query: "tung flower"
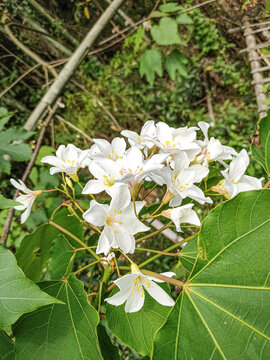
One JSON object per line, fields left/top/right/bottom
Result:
{"left": 105, "top": 263, "right": 175, "bottom": 313}
{"left": 89, "top": 137, "right": 126, "bottom": 161}
{"left": 221, "top": 149, "right": 262, "bottom": 198}
{"left": 41, "top": 144, "right": 90, "bottom": 181}
{"left": 121, "top": 120, "right": 157, "bottom": 150}
{"left": 83, "top": 185, "right": 150, "bottom": 255}
{"left": 195, "top": 122, "right": 237, "bottom": 166}
{"left": 10, "top": 179, "right": 42, "bottom": 223}
{"left": 162, "top": 204, "right": 200, "bottom": 232}
{"left": 154, "top": 122, "right": 200, "bottom": 157}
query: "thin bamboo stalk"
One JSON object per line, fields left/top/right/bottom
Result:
{"left": 24, "top": 0, "right": 125, "bottom": 131}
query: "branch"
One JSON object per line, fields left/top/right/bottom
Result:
{"left": 0, "top": 63, "right": 41, "bottom": 99}
{"left": 3, "top": 24, "right": 58, "bottom": 78}
{"left": 56, "top": 115, "right": 93, "bottom": 142}
{"left": 23, "top": 0, "right": 125, "bottom": 131}
{"left": 1, "top": 100, "right": 60, "bottom": 245}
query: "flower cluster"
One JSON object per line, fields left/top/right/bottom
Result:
{"left": 10, "top": 121, "right": 262, "bottom": 312}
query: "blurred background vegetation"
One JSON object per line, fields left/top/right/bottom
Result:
{"left": 1, "top": 1, "right": 270, "bottom": 357}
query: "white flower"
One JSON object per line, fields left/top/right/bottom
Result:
{"left": 162, "top": 204, "right": 200, "bottom": 232}
{"left": 83, "top": 185, "right": 150, "bottom": 255}
{"left": 41, "top": 144, "right": 90, "bottom": 181}
{"left": 121, "top": 120, "right": 157, "bottom": 150}
{"left": 196, "top": 122, "right": 237, "bottom": 165}
{"left": 10, "top": 179, "right": 42, "bottom": 223}
{"left": 105, "top": 263, "right": 175, "bottom": 313}
{"left": 158, "top": 152, "right": 212, "bottom": 206}
{"left": 116, "top": 147, "right": 167, "bottom": 190}
{"left": 154, "top": 122, "right": 200, "bottom": 157}
{"left": 83, "top": 159, "right": 123, "bottom": 196}
{"left": 89, "top": 137, "right": 126, "bottom": 161}
{"left": 221, "top": 149, "right": 262, "bottom": 198}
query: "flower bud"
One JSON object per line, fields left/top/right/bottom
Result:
{"left": 131, "top": 263, "right": 140, "bottom": 274}
{"left": 65, "top": 177, "right": 73, "bottom": 189}
{"left": 162, "top": 190, "right": 174, "bottom": 204}
{"left": 70, "top": 173, "right": 79, "bottom": 182}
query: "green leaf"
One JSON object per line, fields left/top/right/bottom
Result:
{"left": 0, "top": 194, "right": 21, "bottom": 209}
{"left": 150, "top": 11, "right": 168, "bottom": 18}
{"left": 13, "top": 275, "right": 102, "bottom": 360}
{"left": 0, "top": 245, "right": 60, "bottom": 330}
{"left": 35, "top": 145, "right": 55, "bottom": 166}
{"left": 49, "top": 235, "right": 75, "bottom": 280}
{"left": 106, "top": 284, "right": 172, "bottom": 356}
{"left": 0, "top": 332, "right": 15, "bottom": 360}
{"left": 179, "top": 236, "right": 197, "bottom": 271}
{"left": 151, "top": 18, "right": 181, "bottom": 45}
{"left": 252, "top": 111, "right": 270, "bottom": 175}
{"left": 164, "top": 50, "right": 187, "bottom": 80}
{"left": 176, "top": 13, "right": 193, "bottom": 24}
{"left": 153, "top": 190, "right": 270, "bottom": 359}
{"left": 0, "top": 127, "right": 34, "bottom": 162}
{"left": 0, "top": 158, "right": 11, "bottom": 175}
{"left": 16, "top": 208, "right": 83, "bottom": 281}
{"left": 0, "top": 107, "right": 12, "bottom": 132}
{"left": 158, "top": 3, "right": 182, "bottom": 13}
{"left": 139, "top": 48, "right": 163, "bottom": 87}
{"left": 97, "top": 325, "right": 120, "bottom": 360}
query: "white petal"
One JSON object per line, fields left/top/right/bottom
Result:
{"left": 88, "top": 161, "right": 106, "bottom": 179}
{"left": 10, "top": 179, "right": 28, "bottom": 193}
{"left": 144, "top": 280, "right": 174, "bottom": 307}
{"left": 93, "top": 138, "right": 110, "bottom": 154}
{"left": 96, "top": 230, "right": 111, "bottom": 255}
{"left": 55, "top": 144, "right": 65, "bottom": 158}
{"left": 113, "top": 231, "right": 135, "bottom": 254}
{"left": 124, "top": 286, "right": 145, "bottom": 313}
{"left": 50, "top": 167, "right": 63, "bottom": 175}
{"left": 41, "top": 155, "right": 64, "bottom": 167}
{"left": 141, "top": 120, "right": 156, "bottom": 137}
{"left": 83, "top": 201, "right": 108, "bottom": 226}
{"left": 109, "top": 185, "right": 130, "bottom": 211}
{"left": 82, "top": 179, "right": 106, "bottom": 195}
{"left": 189, "top": 164, "right": 209, "bottom": 183}
{"left": 111, "top": 137, "right": 126, "bottom": 156}
{"left": 105, "top": 286, "right": 132, "bottom": 306}
{"left": 229, "top": 149, "right": 249, "bottom": 182}
{"left": 198, "top": 121, "right": 210, "bottom": 141}
{"left": 20, "top": 197, "right": 35, "bottom": 223}
{"left": 114, "top": 273, "right": 139, "bottom": 290}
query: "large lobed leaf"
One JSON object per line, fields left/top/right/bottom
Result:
{"left": 49, "top": 235, "right": 75, "bottom": 280}
{"left": 152, "top": 190, "right": 270, "bottom": 359}
{"left": 252, "top": 111, "right": 270, "bottom": 175}
{"left": 0, "top": 245, "right": 60, "bottom": 330}
{"left": 139, "top": 48, "right": 163, "bottom": 87}
{"left": 151, "top": 18, "right": 181, "bottom": 45}
{"left": 106, "top": 284, "right": 172, "bottom": 356}
{"left": 0, "top": 195, "right": 21, "bottom": 209}
{"left": 16, "top": 208, "right": 83, "bottom": 281}
{"left": 13, "top": 275, "right": 102, "bottom": 360}
{"left": 0, "top": 332, "right": 15, "bottom": 360}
